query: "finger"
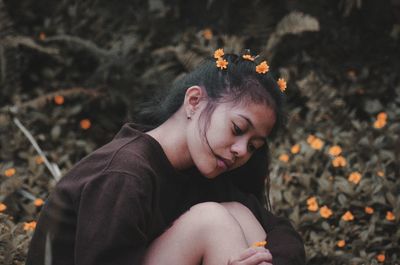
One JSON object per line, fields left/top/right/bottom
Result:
{"left": 236, "top": 247, "right": 258, "bottom": 261}
{"left": 244, "top": 251, "right": 273, "bottom": 264}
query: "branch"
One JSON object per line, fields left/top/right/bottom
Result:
{"left": 2, "top": 35, "right": 59, "bottom": 55}
{"left": 13, "top": 117, "right": 61, "bottom": 181}
{"left": 44, "top": 34, "right": 113, "bottom": 59}
{"left": 1, "top": 87, "right": 103, "bottom": 112}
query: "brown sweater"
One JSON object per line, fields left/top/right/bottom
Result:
{"left": 26, "top": 123, "right": 305, "bottom": 265}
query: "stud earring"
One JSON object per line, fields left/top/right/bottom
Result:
{"left": 187, "top": 110, "right": 195, "bottom": 120}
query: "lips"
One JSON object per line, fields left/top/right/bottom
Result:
{"left": 216, "top": 155, "right": 234, "bottom": 170}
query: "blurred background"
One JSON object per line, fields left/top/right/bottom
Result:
{"left": 0, "top": 0, "right": 399, "bottom": 264}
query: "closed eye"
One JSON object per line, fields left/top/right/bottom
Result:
{"left": 232, "top": 122, "right": 244, "bottom": 135}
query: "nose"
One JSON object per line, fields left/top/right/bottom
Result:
{"left": 231, "top": 139, "right": 249, "bottom": 159}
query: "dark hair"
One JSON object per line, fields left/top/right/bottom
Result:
{"left": 138, "top": 53, "right": 287, "bottom": 210}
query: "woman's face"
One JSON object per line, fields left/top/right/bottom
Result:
{"left": 186, "top": 100, "right": 276, "bottom": 179}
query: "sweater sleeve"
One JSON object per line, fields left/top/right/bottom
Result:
{"left": 226, "top": 182, "right": 306, "bottom": 265}
{"left": 74, "top": 171, "right": 153, "bottom": 265}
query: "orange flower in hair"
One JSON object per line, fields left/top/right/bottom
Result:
{"left": 214, "top": 48, "right": 224, "bottom": 59}
{"left": 255, "top": 61, "right": 269, "bottom": 74}
{"left": 277, "top": 78, "right": 287, "bottom": 92}
{"left": 216, "top": 58, "right": 228, "bottom": 70}
{"left": 242, "top": 54, "right": 255, "bottom": 61}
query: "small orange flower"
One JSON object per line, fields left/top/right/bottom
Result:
{"left": 0, "top": 203, "right": 7, "bottom": 212}
{"left": 319, "top": 205, "right": 333, "bottom": 218}
{"left": 342, "top": 211, "right": 354, "bottom": 221}
{"left": 242, "top": 54, "right": 255, "bottom": 61}
{"left": 251, "top": 241, "right": 267, "bottom": 247}
{"left": 214, "top": 48, "right": 224, "bottom": 59}
{"left": 4, "top": 168, "right": 16, "bottom": 177}
{"left": 279, "top": 154, "right": 289, "bottom": 163}
{"left": 34, "top": 198, "right": 44, "bottom": 207}
{"left": 24, "top": 221, "right": 37, "bottom": 231}
{"left": 332, "top": 156, "right": 347, "bottom": 167}
{"left": 347, "top": 69, "right": 357, "bottom": 79}
{"left": 291, "top": 144, "right": 301, "bottom": 154}
{"left": 216, "top": 58, "right": 228, "bottom": 70}
{"left": 277, "top": 78, "right": 287, "bottom": 92}
{"left": 202, "top": 28, "right": 213, "bottom": 40}
{"left": 307, "top": 196, "right": 317, "bottom": 205}
{"left": 336, "top": 240, "right": 345, "bottom": 248}
{"left": 307, "top": 135, "right": 316, "bottom": 144}
{"left": 377, "top": 112, "right": 387, "bottom": 121}
{"left": 39, "top": 32, "right": 46, "bottom": 41}
{"left": 35, "top": 156, "right": 44, "bottom": 165}
{"left": 80, "top": 119, "right": 91, "bottom": 130}
{"left": 54, "top": 95, "right": 64, "bottom": 105}
{"left": 373, "top": 119, "right": 386, "bottom": 129}
{"left": 377, "top": 254, "right": 385, "bottom": 263}
{"left": 308, "top": 202, "right": 319, "bottom": 212}
{"left": 328, "top": 145, "right": 342, "bottom": 156}
{"left": 386, "top": 211, "right": 395, "bottom": 221}
{"left": 365, "top": 206, "right": 374, "bottom": 214}
{"left": 348, "top": 171, "right": 362, "bottom": 184}
{"left": 310, "top": 138, "right": 324, "bottom": 150}
{"left": 255, "top": 61, "right": 269, "bottom": 74}
{"left": 377, "top": 171, "right": 385, "bottom": 177}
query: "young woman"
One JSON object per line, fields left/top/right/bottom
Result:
{"left": 26, "top": 50, "right": 305, "bottom": 265}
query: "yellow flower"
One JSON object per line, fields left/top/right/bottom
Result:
{"left": 255, "top": 61, "right": 269, "bottom": 74}
{"left": 35, "top": 156, "right": 44, "bottom": 165}
{"left": 242, "top": 54, "right": 255, "bottom": 61}
{"left": 377, "top": 254, "right": 385, "bottom": 263}
{"left": 307, "top": 135, "right": 316, "bottom": 144}
{"left": 336, "top": 240, "right": 345, "bottom": 248}
{"left": 290, "top": 144, "right": 301, "bottom": 154}
{"left": 342, "top": 211, "right": 354, "bottom": 221}
{"left": 34, "top": 198, "right": 44, "bottom": 207}
{"left": 348, "top": 171, "right": 362, "bottom": 184}
{"left": 214, "top": 48, "right": 224, "bottom": 59}
{"left": 377, "top": 170, "right": 385, "bottom": 177}
{"left": 54, "top": 95, "right": 64, "bottom": 105}
{"left": 373, "top": 119, "right": 386, "bottom": 129}
{"left": 386, "top": 211, "right": 395, "bottom": 221}
{"left": 365, "top": 206, "right": 374, "bottom": 214}
{"left": 216, "top": 58, "right": 228, "bottom": 70}
{"left": 80, "top": 119, "right": 91, "bottom": 130}
{"left": 24, "top": 221, "right": 37, "bottom": 231}
{"left": 319, "top": 205, "right": 333, "bottom": 218}
{"left": 332, "top": 156, "right": 347, "bottom": 167}
{"left": 310, "top": 138, "right": 324, "bottom": 150}
{"left": 277, "top": 78, "right": 287, "bottom": 92}
{"left": 308, "top": 202, "right": 319, "bottom": 212}
{"left": 251, "top": 241, "right": 267, "bottom": 247}
{"left": 202, "top": 28, "right": 213, "bottom": 40}
{"left": 328, "top": 145, "right": 342, "bottom": 156}
{"left": 0, "top": 203, "right": 7, "bottom": 212}
{"left": 279, "top": 153, "right": 289, "bottom": 163}
{"left": 377, "top": 112, "right": 387, "bottom": 121}
{"left": 4, "top": 168, "right": 16, "bottom": 177}
{"left": 306, "top": 197, "right": 319, "bottom": 212}
{"left": 39, "top": 32, "right": 46, "bottom": 41}
{"left": 307, "top": 196, "right": 317, "bottom": 205}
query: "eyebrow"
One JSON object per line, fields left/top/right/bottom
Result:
{"left": 238, "top": 114, "right": 268, "bottom": 141}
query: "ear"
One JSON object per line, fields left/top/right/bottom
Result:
{"left": 183, "top": 86, "right": 205, "bottom": 114}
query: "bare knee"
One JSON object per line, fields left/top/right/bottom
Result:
{"left": 220, "top": 202, "right": 266, "bottom": 245}
{"left": 182, "top": 202, "right": 239, "bottom": 232}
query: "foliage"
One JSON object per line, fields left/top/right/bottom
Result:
{"left": 0, "top": 0, "right": 399, "bottom": 264}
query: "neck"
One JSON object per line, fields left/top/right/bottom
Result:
{"left": 145, "top": 112, "right": 193, "bottom": 170}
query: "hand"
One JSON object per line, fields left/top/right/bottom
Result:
{"left": 227, "top": 246, "right": 273, "bottom": 265}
